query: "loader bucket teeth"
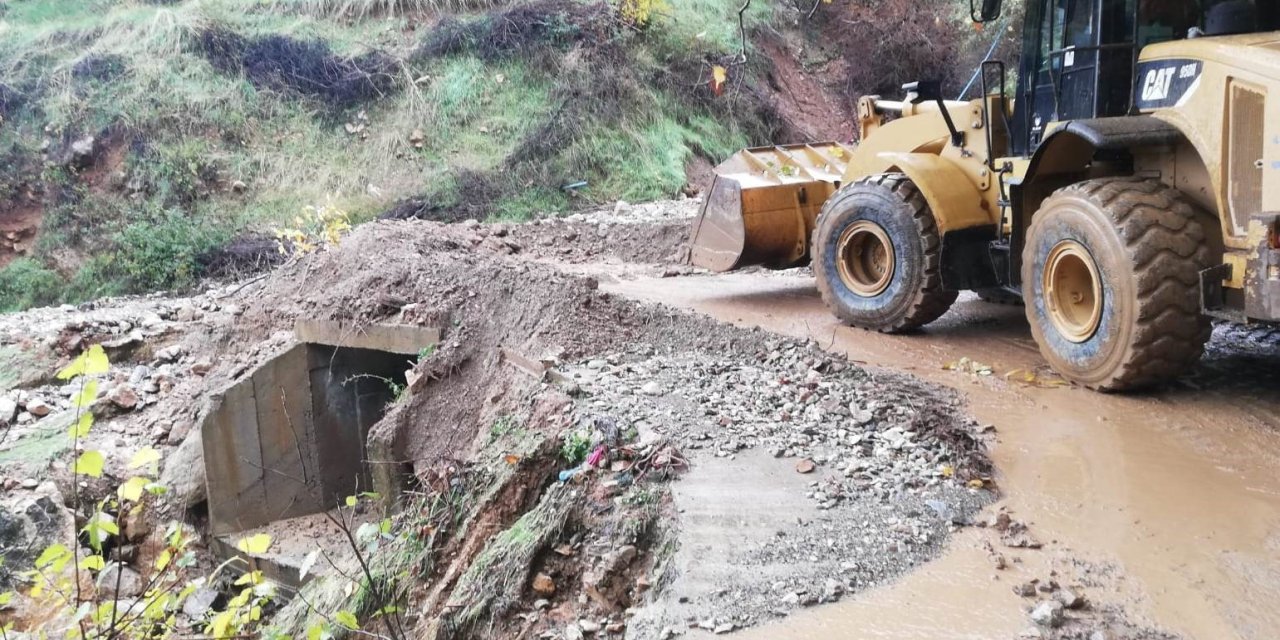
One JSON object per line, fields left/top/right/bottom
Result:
{"left": 688, "top": 143, "right": 853, "bottom": 272}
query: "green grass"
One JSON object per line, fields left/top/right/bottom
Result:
{"left": 0, "top": 0, "right": 779, "bottom": 310}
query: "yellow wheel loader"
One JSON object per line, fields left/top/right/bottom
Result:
{"left": 688, "top": 0, "right": 1280, "bottom": 391}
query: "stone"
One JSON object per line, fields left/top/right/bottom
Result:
{"left": 532, "top": 572, "right": 556, "bottom": 595}
{"left": 20, "top": 478, "right": 38, "bottom": 489}
{"left": 533, "top": 598, "right": 550, "bottom": 610}
{"left": 26, "top": 399, "right": 51, "bottom": 417}
{"left": 578, "top": 619, "right": 601, "bottom": 633}
{"left": 0, "top": 397, "right": 16, "bottom": 423}
{"left": 563, "top": 624, "right": 585, "bottom": 640}
{"left": 183, "top": 586, "right": 221, "bottom": 619}
{"left": 96, "top": 563, "right": 144, "bottom": 598}
{"left": 713, "top": 623, "right": 735, "bottom": 634}
{"left": 160, "top": 435, "right": 206, "bottom": 508}
{"left": 1030, "top": 600, "right": 1064, "bottom": 628}
{"left": 795, "top": 458, "right": 816, "bottom": 474}
{"left": 109, "top": 385, "right": 140, "bottom": 410}
{"left": 190, "top": 361, "right": 213, "bottom": 376}
{"left": 1055, "top": 587, "right": 1084, "bottom": 609}
{"left": 70, "top": 135, "right": 96, "bottom": 159}
{"left": 129, "top": 366, "right": 151, "bottom": 385}
{"left": 779, "top": 592, "right": 800, "bottom": 606}
{"left": 123, "top": 507, "right": 152, "bottom": 541}
{"left": 1014, "top": 581, "right": 1037, "bottom": 597}
{"left": 640, "top": 382, "right": 662, "bottom": 396}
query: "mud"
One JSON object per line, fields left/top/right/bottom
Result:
{"left": 596, "top": 266, "right": 1280, "bottom": 640}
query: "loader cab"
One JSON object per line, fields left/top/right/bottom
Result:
{"left": 1009, "top": 0, "right": 1135, "bottom": 154}
{"left": 999, "top": 0, "right": 1280, "bottom": 155}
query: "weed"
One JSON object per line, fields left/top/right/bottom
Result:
{"left": 417, "top": 344, "right": 436, "bottom": 361}
{"left": 489, "top": 414, "right": 521, "bottom": 439}
{"left": 198, "top": 29, "right": 400, "bottom": 109}
{"left": 560, "top": 429, "right": 593, "bottom": 465}
{"left": 0, "top": 259, "right": 64, "bottom": 312}
{"left": 112, "top": 211, "right": 231, "bottom": 292}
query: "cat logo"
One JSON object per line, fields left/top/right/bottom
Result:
{"left": 1141, "top": 67, "right": 1176, "bottom": 101}
{"left": 1134, "top": 59, "right": 1202, "bottom": 110}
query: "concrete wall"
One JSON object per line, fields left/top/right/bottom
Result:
{"left": 203, "top": 336, "right": 429, "bottom": 536}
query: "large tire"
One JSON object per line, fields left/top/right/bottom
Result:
{"left": 1022, "top": 177, "right": 1214, "bottom": 391}
{"left": 813, "top": 174, "right": 957, "bottom": 332}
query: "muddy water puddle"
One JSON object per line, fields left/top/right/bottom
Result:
{"left": 591, "top": 268, "right": 1280, "bottom": 639}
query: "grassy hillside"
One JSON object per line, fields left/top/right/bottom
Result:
{"left": 0, "top": 0, "right": 777, "bottom": 309}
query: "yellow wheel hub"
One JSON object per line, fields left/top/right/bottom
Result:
{"left": 1043, "top": 240, "right": 1103, "bottom": 342}
{"left": 837, "top": 221, "right": 895, "bottom": 297}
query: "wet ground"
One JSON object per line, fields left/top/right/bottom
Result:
{"left": 584, "top": 265, "right": 1280, "bottom": 640}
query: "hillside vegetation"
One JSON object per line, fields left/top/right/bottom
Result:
{"left": 0, "top": 0, "right": 1004, "bottom": 310}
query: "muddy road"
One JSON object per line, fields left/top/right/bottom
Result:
{"left": 580, "top": 265, "right": 1280, "bottom": 640}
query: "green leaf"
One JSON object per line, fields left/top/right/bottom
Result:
{"left": 74, "top": 450, "right": 105, "bottom": 478}
{"left": 34, "top": 544, "right": 72, "bottom": 572}
{"left": 344, "top": 495, "right": 357, "bottom": 508}
{"left": 56, "top": 344, "right": 110, "bottom": 380}
{"left": 128, "top": 447, "right": 162, "bottom": 469}
{"left": 0, "top": 591, "right": 14, "bottom": 607}
{"left": 307, "top": 623, "right": 327, "bottom": 640}
{"left": 73, "top": 380, "right": 99, "bottom": 409}
{"left": 69, "top": 413, "right": 94, "bottom": 439}
{"left": 118, "top": 477, "right": 149, "bottom": 502}
{"left": 236, "top": 533, "right": 272, "bottom": 555}
{"left": 335, "top": 610, "right": 359, "bottom": 630}
{"left": 82, "top": 555, "right": 105, "bottom": 571}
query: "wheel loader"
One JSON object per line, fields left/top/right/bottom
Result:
{"left": 688, "top": 0, "right": 1280, "bottom": 390}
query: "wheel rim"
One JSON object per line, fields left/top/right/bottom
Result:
{"left": 1043, "top": 240, "right": 1103, "bottom": 343}
{"left": 837, "top": 221, "right": 895, "bottom": 297}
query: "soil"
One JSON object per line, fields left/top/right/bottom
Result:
{"left": 2, "top": 198, "right": 1278, "bottom": 639}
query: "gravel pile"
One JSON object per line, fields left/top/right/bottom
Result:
{"left": 567, "top": 340, "right": 989, "bottom": 509}
{"left": 562, "top": 338, "right": 993, "bottom": 629}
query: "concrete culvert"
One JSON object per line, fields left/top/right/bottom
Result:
{"left": 201, "top": 320, "right": 438, "bottom": 585}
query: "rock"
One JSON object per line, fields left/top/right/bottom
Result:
{"left": 129, "top": 366, "right": 151, "bottom": 385}
{"left": 26, "top": 399, "right": 51, "bottom": 417}
{"left": 795, "top": 458, "right": 816, "bottom": 474}
{"left": 640, "top": 382, "right": 662, "bottom": 396}
{"left": 96, "top": 563, "right": 144, "bottom": 598}
{"left": 20, "top": 478, "right": 38, "bottom": 489}
{"left": 578, "top": 619, "right": 601, "bottom": 633}
{"left": 70, "top": 135, "right": 96, "bottom": 160}
{"left": 230, "top": 180, "right": 248, "bottom": 193}
{"left": 0, "top": 397, "right": 16, "bottom": 423}
{"left": 160, "top": 435, "right": 205, "bottom": 508}
{"left": 182, "top": 586, "right": 221, "bottom": 619}
{"left": 779, "top": 592, "right": 801, "bottom": 606}
{"left": 190, "top": 361, "right": 213, "bottom": 376}
{"left": 1055, "top": 587, "right": 1084, "bottom": 609}
{"left": 1014, "top": 581, "right": 1037, "bottom": 597}
{"left": 109, "top": 385, "right": 140, "bottom": 410}
{"left": 533, "top": 598, "right": 550, "bottom": 610}
{"left": 713, "top": 623, "right": 735, "bottom": 634}
{"left": 123, "top": 507, "right": 152, "bottom": 541}
{"left": 532, "top": 572, "right": 556, "bottom": 595}
{"left": 563, "top": 624, "right": 585, "bottom": 640}
{"left": 1030, "top": 600, "right": 1064, "bottom": 628}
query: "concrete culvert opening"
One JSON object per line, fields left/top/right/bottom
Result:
{"left": 201, "top": 321, "right": 438, "bottom": 585}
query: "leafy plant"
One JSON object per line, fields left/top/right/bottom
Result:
{"left": 560, "top": 428, "right": 592, "bottom": 465}
{"left": 273, "top": 199, "right": 352, "bottom": 256}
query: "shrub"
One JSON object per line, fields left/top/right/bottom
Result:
{"left": 197, "top": 29, "right": 399, "bottom": 109}
{"left": 111, "top": 213, "right": 229, "bottom": 292}
{"left": 0, "top": 258, "right": 65, "bottom": 312}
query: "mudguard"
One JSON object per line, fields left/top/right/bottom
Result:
{"left": 875, "top": 151, "right": 991, "bottom": 234}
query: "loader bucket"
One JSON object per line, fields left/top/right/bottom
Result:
{"left": 688, "top": 142, "right": 853, "bottom": 272}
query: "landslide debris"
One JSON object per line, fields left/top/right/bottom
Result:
{"left": 0, "top": 202, "right": 994, "bottom": 638}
